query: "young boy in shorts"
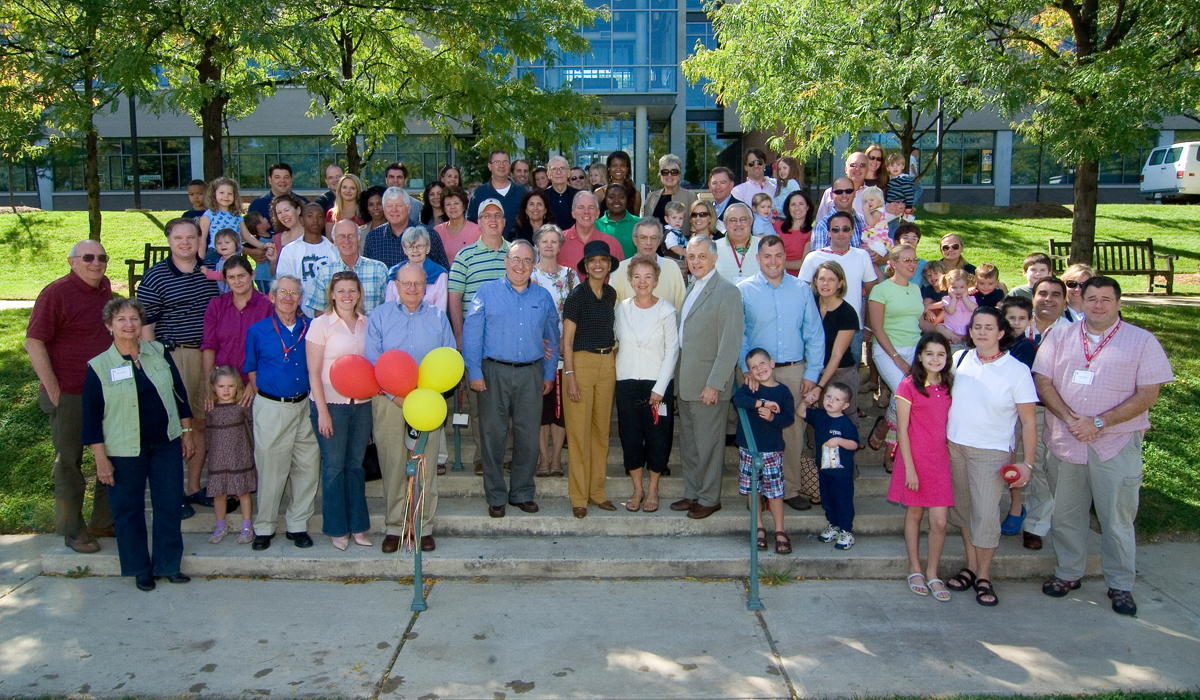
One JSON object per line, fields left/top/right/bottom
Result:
{"left": 807, "top": 382, "right": 860, "bottom": 550}
{"left": 732, "top": 348, "right": 795, "bottom": 554}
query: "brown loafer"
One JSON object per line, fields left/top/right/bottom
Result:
{"left": 509, "top": 501, "right": 539, "bottom": 513}
{"left": 687, "top": 502, "right": 722, "bottom": 519}
{"left": 474, "top": 463, "right": 483, "bottom": 475}
{"left": 420, "top": 535, "right": 436, "bottom": 552}
{"left": 572, "top": 507, "right": 587, "bottom": 518}
{"left": 65, "top": 532, "right": 100, "bottom": 554}
{"left": 1023, "top": 532, "right": 1043, "bottom": 550}
{"left": 89, "top": 525, "right": 116, "bottom": 538}
{"left": 594, "top": 500, "right": 617, "bottom": 511}
{"left": 381, "top": 535, "right": 401, "bottom": 553}
{"left": 670, "top": 498, "right": 697, "bottom": 512}
{"left": 488, "top": 505, "right": 506, "bottom": 518}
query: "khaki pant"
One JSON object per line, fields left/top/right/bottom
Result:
{"left": 679, "top": 388, "right": 732, "bottom": 508}
{"left": 1017, "top": 406, "right": 1056, "bottom": 536}
{"left": 40, "top": 391, "right": 112, "bottom": 537}
{"left": 252, "top": 397, "right": 321, "bottom": 536}
{"left": 947, "top": 441, "right": 1009, "bottom": 550}
{"left": 773, "top": 363, "right": 812, "bottom": 500}
{"left": 1049, "top": 434, "right": 1143, "bottom": 591}
{"left": 372, "top": 395, "right": 440, "bottom": 535}
{"left": 564, "top": 351, "right": 615, "bottom": 508}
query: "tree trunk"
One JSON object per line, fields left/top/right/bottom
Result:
{"left": 198, "top": 38, "right": 228, "bottom": 181}
{"left": 339, "top": 25, "right": 361, "bottom": 174}
{"left": 83, "top": 86, "right": 102, "bottom": 241}
{"left": 346, "top": 130, "right": 361, "bottom": 174}
{"left": 1069, "top": 159, "right": 1098, "bottom": 265}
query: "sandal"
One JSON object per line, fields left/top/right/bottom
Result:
{"left": 867, "top": 416, "right": 887, "bottom": 451}
{"left": 757, "top": 528, "right": 767, "bottom": 551}
{"left": 929, "top": 578, "right": 952, "bottom": 602}
{"left": 1042, "top": 577, "right": 1081, "bottom": 598}
{"left": 643, "top": 494, "right": 659, "bottom": 513}
{"left": 625, "top": 493, "right": 644, "bottom": 512}
{"left": 946, "top": 568, "right": 977, "bottom": 591}
{"left": 774, "top": 532, "right": 792, "bottom": 555}
{"left": 536, "top": 467, "right": 552, "bottom": 477}
{"left": 974, "top": 578, "right": 998, "bottom": 606}
{"left": 437, "top": 463, "right": 447, "bottom": 475}
{"left": 908, "top": 573, "right": 929, "bottom": 596}
{"left": 549, "top": 465, "right": 565, "bottom": 477}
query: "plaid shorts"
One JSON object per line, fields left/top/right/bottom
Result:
{"left": 739, "top": 448, "right": 785, "bottom": 499}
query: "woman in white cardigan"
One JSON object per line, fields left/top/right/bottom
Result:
{"left": 613, "top": 254, "right": 680, "bottom": 514}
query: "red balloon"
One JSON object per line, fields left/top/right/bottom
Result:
{"left": 329, "top": 355, "right": 379, "bottom": 400}
{"left": 374, "top": 349, "right": 419, "bottom": 397}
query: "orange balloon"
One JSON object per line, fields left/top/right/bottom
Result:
{"left": 329, "top": 355, "right": 379, "bottom": 400}
{"left": 374, "top": 349, "right": 419, "bottom": 397}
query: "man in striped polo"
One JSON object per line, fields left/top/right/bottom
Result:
{"left": 448, "top": 198, "right": 511, "bottom": 473}
{"left": 136, "top": 218, "right": 220, "bottom": 513}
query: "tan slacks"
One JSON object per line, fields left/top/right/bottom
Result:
{"left": 252, "top": 397, "right": 320, "bottom": 536}
{"left": 564, "top": 351, "right": 615, "bottom": 508}
{"left": 372, "top": 395, "right": 440, "bottom": 536}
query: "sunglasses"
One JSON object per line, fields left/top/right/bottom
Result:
{"left": 746, "top": 160, "right": 764, "bottom": 167}
{"left": 897, "top": 257, "right": 918, "bottom": 264}
{"left": 77, "top": 253, "right": 110, "bottom": 263}
{"left": 831, "top": 188, "right": 854, "bottom": 195}
{"left": 660, "top": 169, "right": 680, "bottom": 177}
{"left": 829, "top": 226, "right": 854, "bottom": 233}
{"left": 691, "top": 212, "right": 711, "bottom": 218}
{"left": 941, "top": 243, "right": 962, "bottom": 251}
{"left": 868, "top": 156, "right": 883, "bottom": 162}
{"left": 331, "top": 271, "right": 359, "bottom": 281}
{"left": 1065, "top": 280, "right": 1083, "bottom": 289}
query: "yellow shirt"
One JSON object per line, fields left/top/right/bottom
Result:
{"left": 610, "top": 254, "right": 687, "bottom": 312}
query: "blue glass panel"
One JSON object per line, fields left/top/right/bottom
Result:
{"left": 611, "top": 12, "right": 640, "bottom": 65}
{"left": 651, "top": 12, "right": 677, "bottom": 64}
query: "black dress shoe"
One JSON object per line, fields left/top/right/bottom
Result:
{"left": 488, "top": 505, "right": 506, "bottom": 518}
{"left": 782, "top": 495, "right": 813, "bottom": 511}
{"left": 286, "top": 531, "right": 314, "bottom": 548}
{"left": 420, "top": 535, "right": 436, "bottom": 551}
{"left": 225, "top": 496, "right": 241, "bottom": 512}
{"left": 252, "top": 534, "right": 273, "bottom": 550}
{"left": 725, "top": 434, "right": 737, "bottom": 447}
{"left": 185, "top": 490, "right": 215, "bottom": 508}
{"left": 181, "top": 502, "right": 196, "bottom": 520}
{"left": 135, "top": 575, "right": 156, "bottom": 592}
{"left": 157, "top": 573, "right": 191, "bottom": 584}
{"left": 509, "top": 501, "right": 539, "bottom": 513}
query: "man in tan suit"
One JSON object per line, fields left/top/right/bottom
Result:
{"left": 671, "top": 235, "right": 745, "bottom": 519}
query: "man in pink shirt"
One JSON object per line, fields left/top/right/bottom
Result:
{"left": 1033, "top": 276, "right": 1173, "bottom": 616}
{"left": 558, "top": 190, "right": 624, "bottom": 270}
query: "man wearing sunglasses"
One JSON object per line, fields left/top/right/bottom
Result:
{"left": 731, "top": 148, "right": 777, "bottom": 205}
{"left": 27, "top": 240, "right": 116, "bottom": 554}
{"left": 810, "top": 176, "right": 867, "bottom": 251}
{"left": 643, "top": 153, "right": 698, "bottom": 237}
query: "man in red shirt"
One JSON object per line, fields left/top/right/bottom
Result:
{"left": 25, "top": 240, "right": 115, "bottom": 553}
{"left": 558, "top": 190, "right": 624, "bottom": 270}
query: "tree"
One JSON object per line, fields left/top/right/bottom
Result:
{"left": 681, "top": 0, "right": 984, "bottom": 182}
{"left": 0, "top": 70, "right": 47, "bottom": 210}
{"left": 972, "top": 0, "right": 1200, "bottom": 262}
{"left": 276, "top": 0, "right": 603, "bottom": 176}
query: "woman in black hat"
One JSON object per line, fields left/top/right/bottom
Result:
{"left": 561, "top": 240, "right": 621, "bottom": 518}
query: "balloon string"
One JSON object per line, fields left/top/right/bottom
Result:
{"left": 399, "top": 449, "right": 426, "bottom": 555}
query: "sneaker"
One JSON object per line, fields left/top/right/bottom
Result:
{"left": 207, "top": 525, "right": 227, "bottom": 544}
{"left": 818, "top": 524, "right": 841, "bottom": 543}
{"left": 237, "top": 525, "right": 254, "bottom": 545}
{"left": 835, "top": 530, "right": 856, "bottom": 550}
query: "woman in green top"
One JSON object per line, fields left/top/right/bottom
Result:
{"left": 867, "top": 244, "right": 924, "bottom": 469}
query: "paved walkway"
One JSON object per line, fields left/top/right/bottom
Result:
{"left": 1, "top": 535, "right": 1197, "bottom": 698}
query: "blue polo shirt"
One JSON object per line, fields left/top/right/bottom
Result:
{"left": 243, "top": 313, "right": 311, "bottom": 398}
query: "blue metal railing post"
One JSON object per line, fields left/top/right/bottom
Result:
{"left": 406, "top": 432, "right": 430, "bottom": 611}
{"left": 737, "top": 407, "right": 764, "bottom": 611}
{"left": 451, "top": 388, "right": 464, "bottom": 472}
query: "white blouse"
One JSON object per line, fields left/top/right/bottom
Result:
{"left": 614, "top": 297, "right": 679, "bottom": 396}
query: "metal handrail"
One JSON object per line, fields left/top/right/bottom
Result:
{"left": 736, "top": 407, "right": 764, "bottom": 611}
{"left": 406, "top": 432, "right": 430, "bottom": 611}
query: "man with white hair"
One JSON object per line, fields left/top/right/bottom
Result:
{"left": 363, "top": 187, "right": 449, "bottom": 269}
{"left": 559, "top": 190, "right": 624, "bottom": 270}
{"left": 304, "top": 219, "right": 389, "bottom": 316}
{"left": 609, "top": 218, "right": 686, "bottom": 310}
{"left": 544, "top": 155, "right": 580, "bottom": 229}
{"left": 26, "top": 239, "right": 116, "bottom": 553}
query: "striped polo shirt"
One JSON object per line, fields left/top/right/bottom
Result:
{"left": 136, "top": 256, "right": 220, "bottom": 346}
{"left": 448, "top": 238, "right": 510, "bottom": 312}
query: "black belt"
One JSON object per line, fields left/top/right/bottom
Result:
{"left": 164, "top": 342, "right": 201, "bottom": 351}
{"left": 774, "top": 360, "right": 801, "bottom": 368}
{"left": 582, "top": 346, "right": 616, "bottom": 355}
{"left": 258, "top": 390, "right": 309, "bottom": 404}
{"left": 486, "top": 358, "right": 539, "bottom": 368}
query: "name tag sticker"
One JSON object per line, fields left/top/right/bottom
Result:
{"left": 657, "top": 403, "right": 669, "bottom": 417}
{"left": 1072, "top": 369, "right": 1095, "bottom": 386}
{"left": 452, "top": 413, "right": 470, "bottom": 427}
{"left": 110, "top": 366, "right": 134, "bottom": 382}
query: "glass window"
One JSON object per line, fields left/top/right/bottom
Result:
{"left": 1011, "top": 132, "right": 1152, "bottom": 186}
{"left": 0, "top": 160, "right": 38, "bottom": 192}
{"left": 51, "top": 138, "right": 192, "bottom": 191}
{"left": 684, "top": 121, "right": 739, "bottom": 189}
{"left": 686, "top": 22, "right": 718, "bottom": 108}
{"left": 872, "top": 130, "right": 995, "bottom": 186}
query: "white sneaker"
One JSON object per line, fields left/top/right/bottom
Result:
{"left": 835, "top": 530, "right": 855, "bottom": 550}
{"left": 819, "top": 524, "right": 841, "bottom": 543}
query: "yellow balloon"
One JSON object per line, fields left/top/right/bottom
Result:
{"left": 418, "top": 347, "right": 465, "bottom": 394}
{"left": 403, "top": 388, "right": 447, "bottom": 432}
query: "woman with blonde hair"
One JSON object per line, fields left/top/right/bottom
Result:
{"left": 325, "top": 173, "right": 366, "bottom": 236}
{"left": 1061, "top": 263, "right": 1094, "bottom": 321}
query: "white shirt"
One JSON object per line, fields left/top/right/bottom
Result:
{"left": 276, "top": 237, "right": 338, "bottom": 307}
{"left": 713, "top": 236, "right": 761, "bottom": 286}
{"left": 614, "top": 297, "right": 680, "bottom": 396}
{"left": 494, "top": 182, "right": 512, "bottom": 197}
{"left": 947, "top": 350, "right": 1039, "bottom": 451}
{"left": 797, "top": 247, "right": 879, "bottom": 322}
{"left": 679, "top": 268, "right": 716, "bottom": 346}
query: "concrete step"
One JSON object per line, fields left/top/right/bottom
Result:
{"left": 40, "top": 531, "right": 1102, "bottom": 581}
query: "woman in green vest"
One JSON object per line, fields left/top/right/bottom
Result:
{"left": 82, "top": 298, "right": 195, "bottom": 592}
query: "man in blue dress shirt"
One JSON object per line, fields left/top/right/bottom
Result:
{"left": 462, "top": 240, "right": 560, "bottom": 517}
{"left": 738, "top": 235, "right": 826, "bottom": 511}
{"left": 243, "top": 275, "right": 320, "bottom": 550}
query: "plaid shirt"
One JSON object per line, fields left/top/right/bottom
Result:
{"left": 304, "top": 255, "right": 390, "bottom": 317}
{"left": 362, "top": 222, "right": 449, "bottom": 270}
{"left": 1033, "top": 319, "right": 1173, "bottom": 462}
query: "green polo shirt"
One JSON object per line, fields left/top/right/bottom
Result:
{"left": 597, "top": 213, "right": 641, "bottom": 258}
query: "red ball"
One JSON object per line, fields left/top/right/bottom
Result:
{"left": 374, "top": 349, "right": 419, "bottom": 398}
{"left": 329, "top": 355, "right": 379, "bottom": 400}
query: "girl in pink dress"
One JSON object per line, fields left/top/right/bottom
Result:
{"left": 888, "top": 333, "right": 955, "bottom": 601}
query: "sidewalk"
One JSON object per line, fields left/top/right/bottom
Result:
{"left": 1, "top": 535, "right": 1197, "bottom": 699}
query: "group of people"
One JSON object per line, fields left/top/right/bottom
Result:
{"left": 28, "top": 147, "right": 1171, "bottom": 618}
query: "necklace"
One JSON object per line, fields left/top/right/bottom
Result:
{"left": 977, "top": 349, "right": 1005, "bottom": 363}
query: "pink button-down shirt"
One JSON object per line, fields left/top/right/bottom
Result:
{"left": 305, "top": 312, "right": 368, "bottom": 404}
{"left": 1032, "top": 320, "right": 1173, "bottom": 462}
{"left": 201, "top": 290, "right": 275, "bottom": 382}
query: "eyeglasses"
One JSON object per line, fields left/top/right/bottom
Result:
{"left": 868, "top": 156, "right": 883, "bottom": 162}
{"left": 490, "top": 160, "right": 510, "bottom": 166}
{"left": 507, "top": 257, "right": 534, "bottom": 266}
{"left": 569, "top": 175, "right": 587, "bottom": 182}
{"left": 403, "top": 242, "right": 429, "bottom": 251}
{"left": 480, "top": 213, "right": 504, "bottom": 221}
{"left": 659, "top": 169, "right": 680, "bottom": 177}
{"left": 829, "top": 226, "right": 854, "bottom": 233}
{"left": 275, "top": 289, "right": 301, "bottom": 298}
{"left": 726, "top": 216, "right": 751, "bottom": 224}
{"left": 746, "top": 160, "right": 764, "bottom": 167}
{"left": 831, "top": 188, "right": 854, "bottom": 195}
{"left": 691, "top": 212, "right": 710, "bottom": 218}
{"left": 1065, "top": 280, "right": 1082, "bottom": 289}
{"left": 941, "top": 243, "right": 962, "bottom": 251}
{"left": 77, "top": 253, "right": 110, "bottom": 263}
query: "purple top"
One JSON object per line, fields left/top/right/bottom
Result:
{"left": 201, "top": 290, "right": 275, "bottom": 381}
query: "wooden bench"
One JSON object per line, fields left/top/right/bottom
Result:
{"left": 125, "top": 243, "right": 171, "bottom": 294}
{"left": 1047, "top": 238, "right": 1177, "bottom": 294}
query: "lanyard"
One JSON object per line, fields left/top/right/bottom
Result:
{"left": 729, "top": 242, "right": 749, "bottom": 275}
{"left": 1081, "top": 320, "right": 1120, "bottom": 369}
{"left": 271, "top": 315, "right": 307, "bottom": 362}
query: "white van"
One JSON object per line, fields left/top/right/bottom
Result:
{"left": 1140, "top": 142, "right": 1200, "bottom": 202}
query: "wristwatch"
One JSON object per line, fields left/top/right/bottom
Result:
{"left": 1093, "top": 417, "right": 1105, "bottom": 429}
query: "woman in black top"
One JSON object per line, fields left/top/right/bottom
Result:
{"left": 806, "top": 261, "right": 861, "bottom": 417}
{"left": 561, "top": 240, "right": 620, "bottom": 518}
{"left": 512, "top": 189, "right": 555, "bottom": 243}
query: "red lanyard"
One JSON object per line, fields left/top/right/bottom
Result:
{"left": 729, "top": 243, "right": 749, "bottom": 275}
{"left": 271, "top": 315, "right": 307, "bottom": 361}
{"left": 1081, "top": 321, "right": 1120, "bottom": 369}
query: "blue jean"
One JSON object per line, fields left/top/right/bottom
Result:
{"left": 850, "top": 328, "right": 864, "bottom": 369}
{"left": 311, "top": 401, "right": 373, "bottom": 537}
{"left": 106, "top": 439, "right": 185, "bottom": 578}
